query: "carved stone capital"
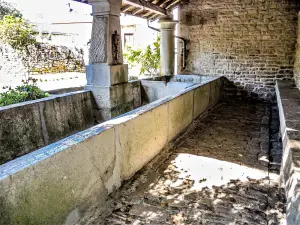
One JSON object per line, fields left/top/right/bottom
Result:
{"left": 88, "top": 0, "right": 122, "bottom": 16}
{"left": 159, "top": 15, "right": 178, "bottom": 30}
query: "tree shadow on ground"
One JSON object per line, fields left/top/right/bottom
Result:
{"left": 102, "top": 154, "right": 285, "bottom": 225}
{"left": 87, "top": 98, "right": 285, "bottom": 225}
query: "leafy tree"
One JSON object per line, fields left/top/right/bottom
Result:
{"left": 0, "top": 15, "right": 37, "bottom": 53}
{"left": 0, "top": 1, "right": 22, "bottom": 19}
{"left": 124, "top": 36, "right": 160, "bottom": 76}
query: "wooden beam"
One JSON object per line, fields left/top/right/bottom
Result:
{"left": 148, "top": 13, "right": 159, "bottom": 20}
{"left": 123, "top": 0, "right": 167, "bottom": 15}
{"left": 123, "top": 10, "right": 149, "bottom": 19}
{"left": 121, "top": 4, "right": 132, "bottom": 12}
{"left": 154, "top": 0, "right": 166, "bottom": 7}
{"left": 132, "top": 7, "right": 143, "bottom": 15}
{"left": 142, "top": 11, "right": 154, "bottom": 18}
{"left": 165, "top": 0, "right": 180, "bottom": 9}
{"left": 159, "top": 0, "right": 172, "bottom": 8}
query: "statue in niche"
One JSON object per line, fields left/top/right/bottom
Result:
{"left": 112, "top": 30, "right": 121, "bottom": 65}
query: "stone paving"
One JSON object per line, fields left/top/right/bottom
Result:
{"left": 81, "top": 99, "right": 286, "bottom": 225}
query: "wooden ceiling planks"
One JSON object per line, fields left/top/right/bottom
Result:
{"left": 72, "top": 0, "right": 183, "bottom": 20}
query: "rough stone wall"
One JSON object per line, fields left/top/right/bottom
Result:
{"left": 294, "top": 12, "right": 300, "bottom": 88}
{"left": 178, "top": 0, "right": 300, "bottom": 100}
{"left": 26, "top": 43, "right": 85, "bottom": 74}
{"left": 0, "top": 43, "right": 85, "bottom": 78}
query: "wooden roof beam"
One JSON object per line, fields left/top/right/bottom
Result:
{"left": 131, "top": 7, "right": 144, "bottom": 15}
{"left": 159, "top": 0, "right": 172, "bottom": 8}
{"left": 121, "top": 4, "right": 133, "bottom": 12}
{"left": 165, "top": 0, "right": 180, "bottom": 9}
{"left": 148, "top": 13, "right": 159, "bottom": 20}
{"left": 123, "top": 0, "right": 167, "bottom": 15}
{"left": 154, "top": 0, "right": 166, "bottom": 7}
{"left": 123, "top": 8, "right": 146, "bottom": 16}
{"left": 142, "top": 11, "right": 154, "bottom": 18}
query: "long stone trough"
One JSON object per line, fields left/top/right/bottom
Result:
{"left": 0, "top": 76, "right": 223, "bottom": 225}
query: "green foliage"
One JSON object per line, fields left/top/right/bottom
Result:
{"left": 0, "top": 1, "right": 22, "bottom": 19}
{"left": 0, "top": 15, "right": 37, "bottom": 52}
{"left": 0, "top": 79, "right": 49, "bottom": 107}
{"left": 124, "top": 36, "right": 160, "bottom": 76}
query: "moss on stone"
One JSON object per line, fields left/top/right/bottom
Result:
{"left": 0, "top": 177, "right": 78, "bottom": 225}
{"left": 0, "top": 191, "right": 12, "bottom": 225}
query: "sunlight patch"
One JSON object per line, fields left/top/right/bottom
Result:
{"left": 170, "top": 153, "right": 268, "bottom": 191}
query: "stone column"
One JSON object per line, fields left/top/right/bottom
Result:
{"left": 159, "top": 15, "right": 178, "bottom": 76}
{"left": 86, "top": 0, "right": 134, "bottom": 121}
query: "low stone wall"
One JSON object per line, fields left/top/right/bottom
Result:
{"left": 0, "top": 80, "right": 142, "bottom": 165}
{"left": 276, "top": 80, "right": 300, "bottom": 225}
{"left": 0, "top": 77, "right": 223, "bottom": 225}
{"left": 0, "top": 90, "right": 96, "bottom": 165}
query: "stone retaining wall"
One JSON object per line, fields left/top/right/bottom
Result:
{"left": 179, "top": 0, "right": 300, "bottom": 100}
{"left": 276, "top": 80, "right": 300, "bottom": 225}
{"left": 0, "top": 77, "right": 223, "bottom": 225}
{"left": 0, "top": 43, "right": 85, "bottom": 82}
{"left": 26, "top": 44, "right": 85, "bottom": 74}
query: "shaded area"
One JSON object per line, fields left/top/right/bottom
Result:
{"left": 83, "top": 99, "right": 285, "bottom": 225}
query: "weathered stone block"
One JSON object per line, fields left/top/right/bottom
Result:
{"left": 86, "top": 64, "right": 128, "bottom": 86}
{"left": 0, "top": 104, "right": 45, "bottom": 164}
{"left": 210, "top": 79, "right": 222, "bottom": 106}
{"left": 0, "top": 91, "right": 96, "bottom": 165}
{"left": 115, "top": 103, "right": 168, "bottom": 180}
{"left": 168, "top": 91, "right": 193, "bottom": 142}
{"left": 43, "top": 91, "right": 95, "bottom": 144}
{"left": 193, "top": 83, "right": 210, "bottom": 119}
{"left": 86, "top": 81, "right": 142, "bottom": 120}
{"left": 0, "top": 127, "right": 117, "bottom": 225}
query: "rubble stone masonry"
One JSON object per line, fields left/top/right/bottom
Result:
{"left": 294, "top": 12, "right": 300, "bottom": 88}
{"left": 0, "top": 43, "right": 85, "bottom": 79}
{"left": 179, "top": 0, "right": 300, "bottom": 100}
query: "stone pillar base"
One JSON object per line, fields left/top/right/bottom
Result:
{"left": 85, "top": 81, "right": 141, "bottom": 122}
{"left": 86, "top": 64, "right": 128, "bottom": 86}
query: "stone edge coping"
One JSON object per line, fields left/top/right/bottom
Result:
{"left": 47, "top": 86, "right": 85, "bottom": 94}
{"left": 0, "top": 89, "right": 91, "bottom": 111}
{"left": 140, "top": 74, "right": 215, "bottom": 82}
{"left": 0, "top": 76, "right": 221, "bottom": 180}
{"left": 0, "top": 74, "right": 212, "bottom": 111}
{"left": 276, "top": 80, "right": 300, "bottom": 224}
{"left": 276, "top": 80, "right": 300, "bottom": 138}
{"left": 140, "top": 80, "right": 196, "bottom": 89}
